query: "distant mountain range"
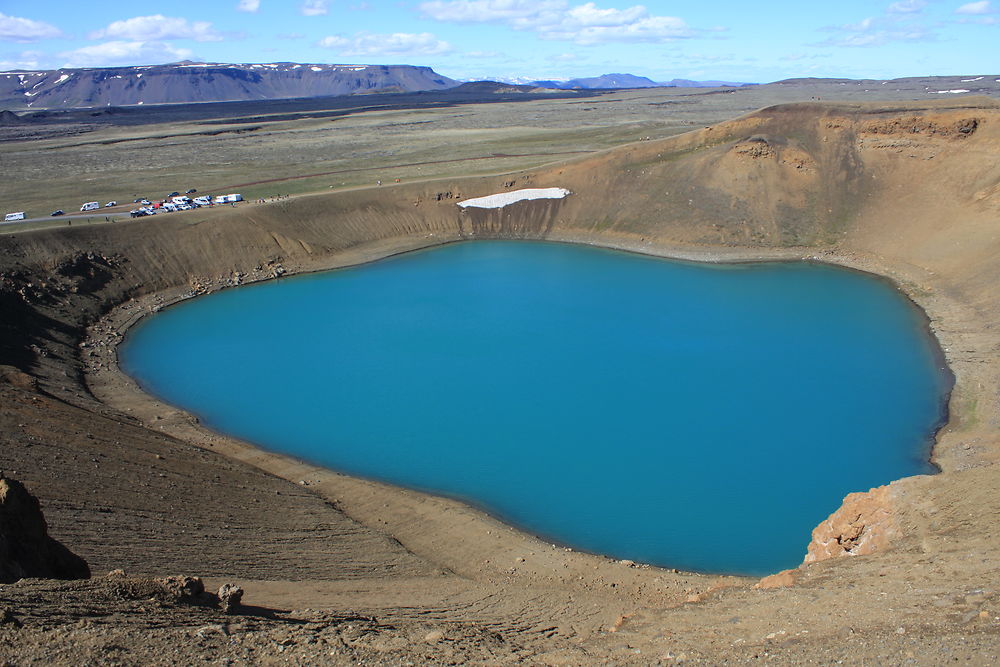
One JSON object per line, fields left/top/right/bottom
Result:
{"left": 0, "top": 61, "right": 756, "bottom": 111}
{"left": 500, "top": 73, "right": 752, "bottom": 89}
{"left": 0, "top": 61, "right": 457, "bottom": 110}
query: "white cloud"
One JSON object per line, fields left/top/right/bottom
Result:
{"left": 90, "top": 15, "right": 223, "bottom": 43}
{"left": 237, "top": 0, "right": 261, "bottom": 13}
{"left": 818, "top": 26, "right": 934, "bottom": 47}
{"left": 564, "top": 3, "right": 647, "bottom": 27}
{"left": 301, "top": 0, "right": 330, "bottom": 16}
{"left": 843, "top": 17, "right": 876, "bottom": 31}
{"left": 420, "top": 0, "right": 692, "bottom": 44}
{"left": 887, "top": 0, "right": 926, "bottom": 13}
{"left": 543, "top": 13, "right": 692, "bottom": 44}
{"left": 420, "top": 0, "right": 564, "bottom": 23}
{"left": 61, "top": 40, "right": 194, "bottom": 68}
{"left": 0, "top": 50, "right": 44, "bottom": 71}
{"left": 955, "top": 1, "right": 992, "bottom": 13}
{"left": 318, "top": 32, "right": 452, "bottom": 56}
{"left": 817, "top": 10, "right": 939, "bottom": 47}
{"left": 0, "top": 12, "right": 62, "bottom": 42}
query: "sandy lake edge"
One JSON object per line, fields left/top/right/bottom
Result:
{"left": 81, "top": 228, "right": 960, "bottom": 592}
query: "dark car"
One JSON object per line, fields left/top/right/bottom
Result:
{"left": 51, "top": 210, "right": 64, "bottom": 216}
{"left": 185, "top": 188, "right": 197, "bottom": 194}
{"left": 167, "top": 191, "right": 180, "bottom": 197}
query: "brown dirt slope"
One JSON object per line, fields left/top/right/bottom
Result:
{"left": 2, "top": 97, "right": 1000, "bottom": 663}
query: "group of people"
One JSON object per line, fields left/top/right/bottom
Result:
{"left": 255, "top": 194, "right": 290, "bottom": 204}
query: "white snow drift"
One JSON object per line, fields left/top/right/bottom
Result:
{"left": 457, "top": 188, "right": 571, "bottom": 209}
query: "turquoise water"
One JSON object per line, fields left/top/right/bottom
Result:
{"left": 120, "top": 241, "right": 949, "bottom": 575}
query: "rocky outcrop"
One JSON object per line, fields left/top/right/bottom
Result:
{"left": 733, "top": 136, "right": 776, "bottom": 159}
{"left": 804, "top": 485, "right": 899, "bottom": 563}
{"left": 0, "top": 475, "right": 90, "bottom": 583}
{"left": 859, "top": 116, "right": 979, "bottom": 139}
{"left": 156, "top": 575, "right": 205, "bottom": 601}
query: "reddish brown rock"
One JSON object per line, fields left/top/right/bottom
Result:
{"left": 805, "top": 485, "right": 898, "bottom": 564}
{"left": 156, "top": 575, "right": 205, "bottom": 601}
{"left": 755, "top": 569, "right": 798, "bottom": 590}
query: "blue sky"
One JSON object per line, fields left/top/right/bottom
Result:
{"left": 0, "top": 0, "right": 996, "bottom": 82}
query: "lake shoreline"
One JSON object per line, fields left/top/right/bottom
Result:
{"left": 83, "top": 231, "right": 955, "bottom": 588}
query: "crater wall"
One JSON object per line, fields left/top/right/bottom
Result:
{"left": 1, "top": 98, "right": 999, "bottom": 596}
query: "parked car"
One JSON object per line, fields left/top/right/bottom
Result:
{"left": 140, "top": 199, "right": 151, "bottom": 205}
{"left": 167, "top": 191, "right": 180, "bottom": 197}
{"left": 51, "top": 210, "right": 64, "bottom": 216}
{"left": 80, "top": 201, "right": 100, "bottom": 212}
{"left": 185, "top": 188, "right": 197, "bottom": 194}
{"left": 105, "top": 201, "right": 117, "bottom": 207}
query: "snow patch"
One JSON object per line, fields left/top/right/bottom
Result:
{"left": 310, "top": 66, "right": 323, "bottom": 71}
{"left": 961, "top": 76, "right": 984, "bottom": 82}
{"left": 931, "top": 89, "right": 970, "bottom": 94}
{"left": 53, "top": 74, "right": 71, "bottom": 85}
{"left": 457, "top": 188, "right": 571, "bottom": 209}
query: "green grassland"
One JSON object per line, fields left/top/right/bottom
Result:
{"left": 2, "top": 80, "right": 994, "bottom": 228}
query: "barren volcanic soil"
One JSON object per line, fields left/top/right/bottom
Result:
{"left": 3, "top": 96, "right": 1000, "bottom": 664}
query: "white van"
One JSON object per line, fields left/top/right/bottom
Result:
{"left": 3, "top": 212, "right": 25, "bottom": 222}
{"left": 80, "top": 201, "right": 100, "bottom": 212}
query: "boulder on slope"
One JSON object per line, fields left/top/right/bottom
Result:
{"left": 0, "top": 474, "right": 90, "bottom": 584}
